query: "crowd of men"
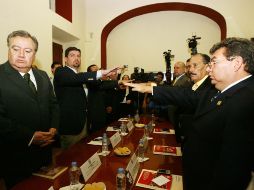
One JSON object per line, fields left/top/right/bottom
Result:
{"left": 0, "top": 30, "right": 253, "bottom": 190}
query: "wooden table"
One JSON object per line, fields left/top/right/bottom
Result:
{"left": 11, "top": 116, "right": 182, "bottom": 190}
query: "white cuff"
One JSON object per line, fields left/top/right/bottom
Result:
{"left": 96, "top": 70, "right": 102, "bottom": 79}
{"left": 28, "top": 135, "right": 35, "bottom": 146}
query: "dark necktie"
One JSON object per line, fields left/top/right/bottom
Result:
{"left": 23, "top": 73, "right": 37, "bottom": 94}
{"left": 211, "top": 91, "right": 220, "bottom": 102}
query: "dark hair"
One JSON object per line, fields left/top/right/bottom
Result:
{"left": 210, "top": 37, "right": 254, "bottom": 74}
{"left": 65, "top": 47, "right": 81, "bottom": 57}
{"left": 51, "top": 61, "right": 61, "bottom": 69}
{"left": 196, "top": 53, "right": 210, "bottom": 64}
{"left": 87, "top": 64, "right": 97, "bottom": 72}
{"left": 122, "top": 75, "right": 130, "bottom": 80}
{"left": 7, "top": 30, "right": 38, "bottom": 52}
{"left": 157, "top": 71, "right": 164, "bottom": 77}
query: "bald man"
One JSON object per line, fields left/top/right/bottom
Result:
{"left": 172, "top": 61, "right": 192, "bottom": 87}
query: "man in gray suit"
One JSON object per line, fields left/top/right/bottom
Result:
{"left": 168, "top": 61, "right": 192, "bottom": 136}
{"left": 172, "top": 61, "right": 192, "bottom": 87}
{"left": 0, "top": 30, "right": 59, "bottom": 188}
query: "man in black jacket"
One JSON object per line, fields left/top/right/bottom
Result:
{"left": 178, "top": 53, "right": 213, "bottom": 143}
{"left": 86, "top": 64, "right": 119, "bottom": 133}
{"left": 54, "top": 47, "right": 118, "bottom": 148}
{"left": 0, "top": 30, "right": 59, "bottom": 188}
{"left": 125, "top": 37, "right": 254, "bottom": 190}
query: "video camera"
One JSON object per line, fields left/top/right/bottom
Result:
{"left": 187, "top": 35, "right": 201, "bottom": 55}
{"left": 131, "top": 67, "right": 156, "bottom": 82}
{"left": 163, "top": 50, "right": 174, "bottom": 65}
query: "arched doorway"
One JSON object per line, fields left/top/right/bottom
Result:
{"left": 101, "top": 2, "right": 226, "bottom": 68}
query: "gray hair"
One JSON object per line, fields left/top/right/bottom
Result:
{"left": 7, "top": 30, "right": 38, "bottom": 52}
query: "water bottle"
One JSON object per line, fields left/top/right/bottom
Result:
{"left": 144, "top": 124, "right": 150, "bottom": 137}
{"left": 128, "top": 114, "right": 133, "bottom": 123}
{"left": 102, "top": 133, "right": 108, "bottom": 153}
{"left": 143, "top": 135, "right": 148, "bottom": 151}
{"left": 120, "top": 121, "right": 127, "bottom": 135}
{"left": 116, "top": 168, "right": 126, "bottom": 190}
{"left": 137, "top": 139, "right": 145, "bottom": 160}
{"left": 151, "top": 114, "right": 156, "bottom": 126}
{"left": 134, "top": 110, "right": 140, "bottom": 123}
{"left": 69, "top": 161, "right": 81, "bottom": 190}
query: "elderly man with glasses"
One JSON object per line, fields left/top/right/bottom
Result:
{"left": 124, "top": 37, "right": 254, "bottom": 190}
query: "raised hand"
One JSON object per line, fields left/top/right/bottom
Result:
{"left": 123, "top": 82, "right": 154, "bottom": 93}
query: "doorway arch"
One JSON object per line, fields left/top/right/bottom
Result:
{"left": 101, "top": 2, "right": 227, "bottom": 68}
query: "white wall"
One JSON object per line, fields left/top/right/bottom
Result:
{"left": 84, "top": 0, "right": 254, "bottom": 74}
{"left": 0, "top": 0, "right": 87, "bottom": 77}
{"left": 0, "top": 0, "right": 52, "bottom": 71}
{"left": 107, "top": 11, "right": 220, "bottom": 75}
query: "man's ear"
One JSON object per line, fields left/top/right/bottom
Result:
{"left": 233, "top": 56, "right": 244, "bottom": 72}
{"left": 64, "top": 57, "right": 68, "bottom": 65}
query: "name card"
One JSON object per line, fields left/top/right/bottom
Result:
{"left": 126, "top": 121, "right": 134, "bottom": 132}
{"left": 110, "top": 131, "right": 121, "bottom": 148}
{"left": 126, "top": 152, "right": 140, "bottom": 183}
{"left": 80, "top": 152, "right": 101, "bottom": 182}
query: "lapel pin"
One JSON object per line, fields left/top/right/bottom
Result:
{"left": 217, "top": 101, "right": 222, "bottom": 106}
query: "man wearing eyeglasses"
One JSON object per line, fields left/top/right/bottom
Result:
{"left": 124, "top": 38, "right": 254, "bottom": 190}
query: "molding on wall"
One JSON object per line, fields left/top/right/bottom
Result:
{"left": 101, "top": 2, "right": 227, "bottom": 68}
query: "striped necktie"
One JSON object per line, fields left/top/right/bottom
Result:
{"left": 23, "top": 73, "right": 37, "bottom": 94}
{"left": 211, "top": 91, "right": 220, "bottom": 102}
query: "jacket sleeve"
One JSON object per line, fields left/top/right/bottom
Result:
{"left": 54, "top": 67, "right": 97, "bottom": 86}
{"left": 153, "top": 86, "right": 199, "bottom": 109}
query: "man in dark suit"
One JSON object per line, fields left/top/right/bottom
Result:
{"left": 54, "top": 47, "right": 118, "bottom": 149}
{"left": 0, "top": 30, "right": 59, "bottom": 188}
{"left": 178, "top": 53, "right": 213, "bottom": 142}
{"left": 125, "top": 37, "right": 254, "bottom": 189}
{"left": 86, "top": 64, "right": 119, "bottom": 133}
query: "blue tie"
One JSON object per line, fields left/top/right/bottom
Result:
{"left": 211, "top": 91, "right": 220, "bottom": 102}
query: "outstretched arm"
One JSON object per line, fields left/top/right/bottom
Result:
{"left": 123, "top": 82, "right": 155, "bottom": 93}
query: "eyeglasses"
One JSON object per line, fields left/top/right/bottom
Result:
{"left": 208, "top": 56, "right": 236, "bottom": 68}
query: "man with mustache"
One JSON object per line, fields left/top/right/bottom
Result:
{"left": 178, "top": 53, "right": 213, "bottom": 144}
{"left": 124, "top": 38, "right": 254, "bottom": 190}
{"left": 189, "top": 53, "right": 211, "bottom": 91}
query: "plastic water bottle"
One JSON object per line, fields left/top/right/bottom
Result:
{"left": 144, "top": 124, "right": 150, "bottom": 137}
{"left": 102, "top": 133, "right": 108, "bottom": 153}
{"left": 120, "top": 121, "right": 127, "bottom": 135}
{"left": 116, "top": 168, "right": 126, "bottom": 190}
{"left": 69, "top": 161, "right": 81, "bottom": 190}
{"left": 137, "top": 139, "right": 145, "bottom": 160}
{"left": 134, "top": 110, "right": 140, "bottom": 123}
{"left": 151, "top": 114, "right": 156, "bottom": 126}
{"left": 128, "top": 114, "right": 132, "bottom": 121}
{"left": 143, "top": 135, "right": 148, "bottom": 151}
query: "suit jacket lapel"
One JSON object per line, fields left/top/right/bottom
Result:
{"left": 194, "top": 88, "right": 218, "bottom": 118}
{"left": 4, "top": 61, "right": 37, "bottom": 99}
{"left": 195, "top": 76, "right": 254, "bottom": 118}
{"left": 33, "top": 68, "right": 43, "bottom": 95}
